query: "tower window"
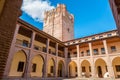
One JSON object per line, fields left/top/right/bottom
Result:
{"left": 17, "top": 61, "right": 24, "bottom": 72}
{"left": 67, "top": 28, "right": 70, "bottom": 32}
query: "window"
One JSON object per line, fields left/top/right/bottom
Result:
{"left": 81, "top": 51, "right": 84, "bottom": 56}
{"left": 34, "top": 46, "right": 39, "bottom": 50}
{"left": 67, "top": 28, "right": 70, "bottom": 32}
{"left": 86, "top": 50, "right": 90, "bottom": 56}
{"left": 99, "top": 35, "right": 103, "bottom": 39}
{"left": 93, "top": 49, "right": 98, "bottom": 55}
{"left": 22, "top": 40, "right": 29, "bottom": 47}
{"left": 68, "top": 52, "right": 70, "bottom": 58}
{"left": 50, "top": 66, "right": 54, "bottom": 73}
{"left": 107, "top": 34, "right": 112, "bottom": 37}
{"left": 111, "top": 46, "right": 116, "bottom": 52}
{"left": 116, "top": 65, "right": 120, "bottom": 72}
{"left": 73, "top": 52, "right": 77, "bottom": 55}
{"left": 43, "top": 47, "right": 46, "bottom": 52}
{"left": 82, "top": 66, "right": 86, "bottom": 72}
{"left": 101, "top": 48, "right": 105, "bottom": 54}
{"left": 32, "top": 64, "right": 36, "bottom": 72}
{"left": 49, "top": 49, "right": 51, "bottom": 54}
{"left": 92, "top": 37, "right": 95, "bottom": 40}
{"left": 17, "top": 61, "right": 24, "bottom": 72}
{"left": 85, "top": 39, "right": 88, "bottom": 41}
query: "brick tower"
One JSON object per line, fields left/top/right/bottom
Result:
{"left": 43, "top": 4, "right": 74, "bottom": 41}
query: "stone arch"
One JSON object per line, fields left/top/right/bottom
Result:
{"left": 68, "top": 61, "right": 77, "bottom": 77}
{"left": 30, "top": 54, "right": 44, "bottom": 77}
{"left": 47, "top": 58, "right": 55, "bottom": 77}
{"left": 112, "top": 57, "right": 120, "bottom": 78}
{"left": 58, "top": 60, "right": 65, "bottom": 77}
{"left": 95, "top": 58, "right": 107, "bottom": 78}
{"left": 81, "top": 60, "right": 91, "bottom": 78}
{"left": 9, "top": 50, "right": 27, "bottom": 77}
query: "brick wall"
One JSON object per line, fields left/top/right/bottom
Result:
{"left": 0, "top": 0, "right": 23, "bottom": 79}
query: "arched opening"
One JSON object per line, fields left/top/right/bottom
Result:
{"left": 30, "top": 55, "right": 44, "bottom": 77}
{"left": 9, "top": 50, "right": 26, "bottom": 77}
{"left": 95, "top": 59, "right": 107, "bottom": 78}
{"left": 81, "top": 60, "right": 91, "bottom": 78}
{"left": 112, "top": 57, "right": 120, "bottom": 78}
{"left": 58, "top": 60, "right": 64, "bottom": 77}
{"left": 47, "top": 58, "right": 55, "bottom": 77}
{"left": 68, "top": 61, "right": 77, "bottom": 77}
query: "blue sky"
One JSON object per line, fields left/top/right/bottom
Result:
{"left": 20, "top": 0, "right": 116, "bottom": 39}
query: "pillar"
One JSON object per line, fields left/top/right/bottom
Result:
{"left": 24, "top": 31, "right": 36, "bottom": 78}
{"left": 0, "top": 0, "right": 23, "bottom": 79}
{"left": 64, "top": 47, "right": 68, "bottom": 77}
{"left": 88, "top": 43, "right": 95, "bottom": 78}
{"left": 55, "top": 43, "right": 58, "bottom": 77}
{"left": 3, "top": 24, "right": 20, "bottom": 77}
{"left": 103, "top": 40, "right": 115, "bottom": 78}
{"left": 43, "top": 38, "right": 50, "bottom": 77}
{"left": 76, "top": 45, "right": 81, "bottom": 77}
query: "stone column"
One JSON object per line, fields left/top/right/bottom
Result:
{"left": 43, "top": 39, "right": 50, "bottom": 77}
{"left": 3, "top": 24, "right": 20, "bottom": 77}
{"left": 0, "top": 0, "right": 23, "bottom": 79}
{"left": 103, "top": 40, "right": 115, "bottom": 78}
{"left": 55, "top": 43, "right": 58, "bottom": 77}
{"left": 76, "top": 45, "right": 81, "bottom": 77}
{"left": 46, "top": 39, "right": 50, "bottom": 54}
{"left": 64, "top": 47, "right": 68, "bottom": 78}
{"left": 24, "top": 31, "right": 36, "bottom": 78}
{"left": 88, "top": 43, "right": 95, "bottom": 78}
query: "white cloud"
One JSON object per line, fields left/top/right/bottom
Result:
{"left": 22, "top": 0, "right": 55, "bottom": 22}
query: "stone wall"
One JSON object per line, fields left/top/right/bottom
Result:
{"left": 0, "top": 0, "right": 23, "bottom": 79}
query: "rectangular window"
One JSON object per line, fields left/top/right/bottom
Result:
{"left": 99, "top": 35, "right": 103, "bottom": 39}
{"left": 32, "top": 63, "right": 36, "bottom": 72}
{"left": 34, "top": 46, "right": 39, "bottom": 50}
{"left": 17, "top": 61, "right": 24, "bottom": 72}
{"left": 86, "top": 50, "right": 90, "bottom": 56}
{"left": 22, "top": 40, "right": 29, "bottom": 47}
{"left": 111, "top": 46, "right": 116, "bottom": 52}
{"left": 101, "top": 48, "right": 105, "bottom": 54}
{"left": 92, "top": 37, "right": 95, "bottom": 40}
{"left": 116, "top": 65, "right": 120, "bottom": 72}
{"left": 50, "top": 66, "right": 54, "bottom": 73}
{"left": 68, "top": 52, "right": 70, "bottom": 58}
{"left": 107, "top": 34, "right": 112, "bottom": 37}
{"left": 49, "top": 49, "right": 51, "bottom": 54}
{"left": 93, "top": 49, "right": 98, "bottom": 55}
{"left": 82, "top": 66, "right": 86, "bottom": 72}
{"left": 43, "top": 47, "right": 46, "bottom": 52}
{"left": 81, "top": 51, "right": 84, "bottom": 56}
